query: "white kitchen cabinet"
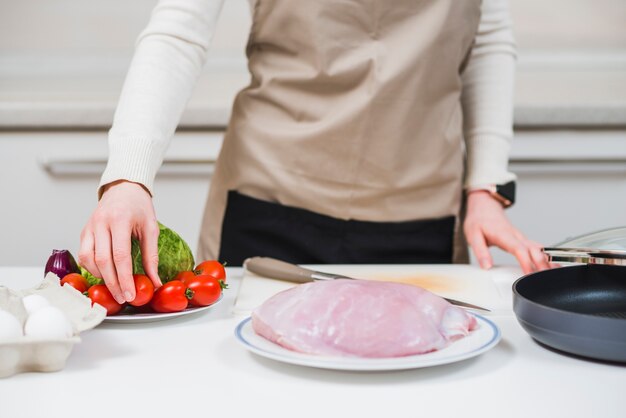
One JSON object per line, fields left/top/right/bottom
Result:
{"left": 1, "top": 129, "right": 624, "bottom": 267}
{"left": 0, "top": 131, "right": 223, "bottom": 266}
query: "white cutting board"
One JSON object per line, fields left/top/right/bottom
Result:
{"left": 234, "top": 264, "right": 510, "bottom": 315}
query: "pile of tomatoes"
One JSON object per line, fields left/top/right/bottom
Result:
{"left": 60, "top": 260, "right": 227, "bottom": 316}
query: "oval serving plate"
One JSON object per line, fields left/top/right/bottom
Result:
{"left": 235, "top": 313, "right": 500, "bottom": 371}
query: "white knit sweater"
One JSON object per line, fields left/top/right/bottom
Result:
{"left": 100, "top": 0, "right": 517, "bottom": 197}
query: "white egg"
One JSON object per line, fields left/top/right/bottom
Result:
{"left": 0, "top": 309, "right": 23, "bottom": 342}
{"left": 24, "top": 306, "right": 73, "bottom": 339}
{"left": 22, "top": 294, "right": 50, "bottom": 315}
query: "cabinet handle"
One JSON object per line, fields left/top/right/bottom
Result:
{"left": 39, "top": 158, "right": 217, "bottom": 176}
{"left": 42, "top": 157, "right": 624, "bottom": 176}
{"left": 510, "top": 159, "right": 626, "bottom": 174}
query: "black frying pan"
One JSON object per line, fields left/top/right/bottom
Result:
{"left": 513, "top": 264, "right": 626, "bottom": 362}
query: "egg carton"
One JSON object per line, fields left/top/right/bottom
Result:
{"left": 0, "top": 273, "right": 106, "bottom": 378}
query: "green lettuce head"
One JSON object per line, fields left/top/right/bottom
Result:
{"left": 80, "top": 265, "right": 103, "bottom": 286}
{"left": 131, "top": 222, "right": 195, "bottom": 283}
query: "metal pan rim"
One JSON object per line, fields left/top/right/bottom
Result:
{"left": 543, "top": 247, "right": 626, "bottom": 266}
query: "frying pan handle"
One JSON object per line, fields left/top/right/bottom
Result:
{"left": 243, "top": 257, "right": 315, "bottom": 284}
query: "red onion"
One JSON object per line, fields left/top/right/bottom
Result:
{"left": 44, "top": 249, "right": 79, "bottom": 279}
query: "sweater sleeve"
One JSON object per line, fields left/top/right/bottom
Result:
{"left": 98, "top": 0, "right": 225, "bottom": 198}
{"left": 461, "top": 0, "right": 517, "bottom": 189}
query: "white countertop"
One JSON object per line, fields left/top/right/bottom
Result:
{"left": 0, "top": 266, "right": 624, "bottom": 418}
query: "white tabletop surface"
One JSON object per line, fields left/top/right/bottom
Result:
{"left": 0, "top": 266, "right": 624, "bottom": 418}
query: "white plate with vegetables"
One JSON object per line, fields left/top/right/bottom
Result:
{"left": 235, "top": 313, "right": 501, "bottom": 371}
{"left": 43, "top": 230, "right": 228, "bottom": 324}
{"left": 103, "top": 296, "right": 222, "bottom": 323}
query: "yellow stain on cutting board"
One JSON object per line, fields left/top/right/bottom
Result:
{"left": 362, "top": 273, "right": 465, "bottom": 295}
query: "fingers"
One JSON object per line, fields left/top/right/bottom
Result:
{"left": 466, "top": 219, "right": 548, "bottom": 274}
{"left": 111, "top": 222, "right": 135, "bottom": 302}
{"left": 141, "top": 220, "right": 162, "bottom": 288}
{"left": 465, "top": 191, "right": 560, "bottom": 274}
{"left": 529, "top": 243, "right": 551, "bottom": 271}
{"left": 468, "top": 228, "right": 493, "bottom": 270}
{"left": 94, "top": 224, "right": 125, "bottom": 304}
{"left": 499, "top": 232, "right": 552, "bottom": 274}
{"left": 84, "top": 218, "right": 159, "bottom": 304}
{"left": 513, "top": 233, "right": 551, "bottom": 271}
{"left": 78, "top": 227, "right": 103, "bottom": 279}
{"left": 80, "top": 181, "right": 160, "bottom": 304}
{"left": 510, "top": 241, "right": 535, "bottom": 275}
{"left": 495, "top": 234, "right": 547, "bottom": 275}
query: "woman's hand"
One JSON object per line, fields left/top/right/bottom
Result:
{"left": 78, "top": 180, "right": 162, "bottom": 304}
{"left": 464, "top": 191, "right": 550, "bottom": 274}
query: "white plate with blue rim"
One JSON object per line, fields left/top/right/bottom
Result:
{"left": 234, "top": 313, "right": 501, "bottom": 371}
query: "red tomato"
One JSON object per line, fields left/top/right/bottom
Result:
{"left": 60, "top": 273, "right": 90, "bottom": 293}
{"left": 150, "top": 280, "right": 192, "bottom": 313}
{"left": 194, "top": 260, "right": 226, "bottom": 282}
{"left": 185, "top": 274, "right": 227, "bottom": 306}
{"left": 129, "top": 274, "right": 155, "bottom": 307}
{"left": 173, "top": 270, "right": 197, "bottom": 284}
{"left": 88, "top": 285, "right": 124, "bottom": 316}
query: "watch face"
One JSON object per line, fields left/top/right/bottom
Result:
{"left": 496, "top": 181, "right": 516, "bottom": 205}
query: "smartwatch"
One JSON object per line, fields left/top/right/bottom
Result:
{"left": 468, "top": 181, "right": 516, "bottom": 208}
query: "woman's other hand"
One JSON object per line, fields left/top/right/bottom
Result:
{"left": 78, "top": 180, "right": 162, "bottom": 304}
{"left": 464, "top": 190, "right": 551, "bottom": 274}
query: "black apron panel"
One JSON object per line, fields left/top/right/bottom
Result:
{"left": 218, "top": 191, "right": 455, "bottom": 266}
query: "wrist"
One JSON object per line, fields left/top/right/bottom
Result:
{"left": 466, "top": 181, "right": 516, "bottom": 208}
{"left": 466, "top": 189, "right": 498, "bottom": 206}
{"left": 101, "top": 180, "right": 152, "bottom": 199}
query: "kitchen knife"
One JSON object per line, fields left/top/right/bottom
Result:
{"left": 244, "top": 256, "right": 490, "bottom": 312}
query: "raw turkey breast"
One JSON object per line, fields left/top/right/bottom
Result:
{"left": 252, "top": 279, "right": 478, "bottom": 358}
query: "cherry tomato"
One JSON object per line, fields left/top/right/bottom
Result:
{"left": 194, "top": 260, "right": 226, "bottom": 282}
{"left": 60, "top": 273, "right": 90, "bottom": 293}
{"left": 150, "top": 280, "right": 193, "bottom": 313}
{"left": 185, "top": 274, "right": 227, "bottom": 306}
{"left": 174, "top": 270, "right": 197, "bottom": 284}
{"left": 129, "top": 274, "right": 155, "bottom": 307}
{"left": 88, "top": 285, "right": 124, "bottom": 316}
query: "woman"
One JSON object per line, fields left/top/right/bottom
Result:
{"left": 79, "top": 0, "right": 550, "bottom": 304}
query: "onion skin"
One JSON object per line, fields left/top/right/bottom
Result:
{"left": 44, "top": 249, "right": 79, "bottom": 278}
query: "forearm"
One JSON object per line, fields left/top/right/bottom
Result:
{"left": 461, "top": 0, "right": 517, "bottom": 189}
{"left": 99, "top": 0, "right": 225, "bottom": 197}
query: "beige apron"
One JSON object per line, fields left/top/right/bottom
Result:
{"left": 198, "top": 0, "right": 482, "bottom": 263}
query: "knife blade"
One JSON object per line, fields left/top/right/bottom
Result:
{"left": 243, "top": 256, "right": 490, "bottom": 312}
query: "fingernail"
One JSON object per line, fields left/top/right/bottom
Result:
{"left": 480, "top": 259, "right": 492, "bottom": 270}
{"left": 115, "top": 295, "right": 125, "bottom": 304}
{"left": 124, "top": 291, "right": 133, "bottom": 302}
